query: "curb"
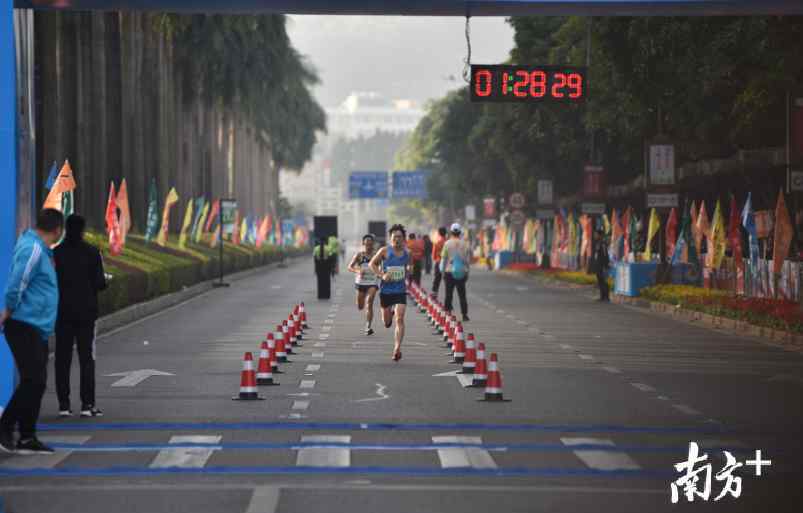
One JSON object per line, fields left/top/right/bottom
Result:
{"left": 506, "top": 268, "right": 803, "bottom": 354}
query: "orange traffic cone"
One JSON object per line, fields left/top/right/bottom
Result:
{"left": 232, "top": 352, "right": 264, "bottom": 400}
{"left": 288, "top": 317, "right": 299, "bottom": 347}
{"left": 257, "top": 342, "right": 278, "bottom": 386}
{"left": 461, "top": 333, "right": 476, "bottom": 374}
{"left": 281, "top": 321, "right": 294, "bottom": 355}
{"left": 275, "top": 325, "right": 290, "bottom": 363}
{"left": 266, "top": 334, "right": 282, "bottom": 374}
{"left": 450, "top": 325, "right": 466, "bottom": 364}
{"left": 471, "top": 342, "right": 488, "bottom": 387}
{"left": 300, "top": 302, "right": 309, "bottom": 329}
{"left": 293, "top": 306, "right": 304, "bottom": 340}
{"left": 479, "top": 353, "right": 509, "bottom": 402}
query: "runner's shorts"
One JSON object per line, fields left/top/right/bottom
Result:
{"left": 355, "top": 284, "right": 379, "bottom": 292}
{"left": 379, "top": 293, "right": 407, "bottom": 308}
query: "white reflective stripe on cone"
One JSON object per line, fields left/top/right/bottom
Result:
{"left": 240, "top": 386, "right": 258, "bottom": 393}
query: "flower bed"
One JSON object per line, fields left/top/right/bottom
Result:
{"left": 523, "top": 267, "right": 613, "bottom": 288}
{"left": 640, "top": 284, "right": 803, "bottom": 334}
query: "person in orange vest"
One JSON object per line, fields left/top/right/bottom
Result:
{"left": 406, "top": 233, "right": 425, "bottom": 286}
{"left": 431, "top": 227, "right": 447, "bottom": 298}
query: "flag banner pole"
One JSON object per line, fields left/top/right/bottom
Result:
{"left": 214, "top": 198, "right": 229, "bottom": 288}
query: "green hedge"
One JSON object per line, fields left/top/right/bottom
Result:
{"left": 84, "top": 231, "right": 308, "bottom": 316}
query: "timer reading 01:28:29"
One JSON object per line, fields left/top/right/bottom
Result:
{"left": 470, "top": 65, "right": 587, "bottom": 103}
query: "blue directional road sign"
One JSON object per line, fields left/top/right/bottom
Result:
{"left": 392, "top": 170, "right": 430, "bottom": 199}
{"left": 349, "top": 171, "right": 389, "bottom": 199}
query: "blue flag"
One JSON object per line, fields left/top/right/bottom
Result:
{"left": 741, "top": 192, "right": 759, "bottom": 264}
{"left": 44, "top": 161, "right": 58, "bottom": 190}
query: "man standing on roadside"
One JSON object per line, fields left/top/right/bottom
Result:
{"left": 1, "top": 209, "right": 64, "bottom": 454}
{"left": 54, "top": 214, "right": 108, "bottom": 418}
{"left": 442, "top": 223, "right": 471, "bottom": 322}
{"left": 431, "top": 227, "right": 447, "bottom": 299}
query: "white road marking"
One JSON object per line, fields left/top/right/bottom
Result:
{"left": 245, "top": 486, "right": 281, "bottom": 513}
{"left": 560, "top": 344, "right": 573, "bottom": 350}
{"left": 0, "top": 436, "right": 89, "bottom": 469}
{"left": 318, "top": 334, "right": 330, "bottom": 340}
{"left": 324, "top": 319, "right": 334, "bottom": 324}
{"left": 578, "top": 354, "right": 594, "bottom": 360}
{"left": 433, "top": 369, "right": 475, "bottom": 388}
{"left": 105, "top": 369, "right": 174, "bottom": 387}
{"left": 150, "top": 436, "right": 221, "bottom": 469}
{"left": 433, "top": 436, "right": 497, "bottom": 469}
{"left": 292, "top": 401, "right": 310, "bottom": 411}
{"left": 506, "top": 314, "right": 515, "bottom": 320}
{"left": 327, "top": 314, "right": 336, "bottom": 318}
{"left": 516, "top": 320, "right": 527, "bottom": 325}
{"left": 672, "top": 404, "right": 701, "bottom": 415}
{"left": 314, "top": 342, "right": 327, "bottom": 347}
{"left": 657, "top": 395, "right": 670, "bottom": 401}
{"left": 280, "top": 413, "right": 306, "bottom": 420}
{"left": 354, "top": 383, "right": 390, "bottom": 402}
{"left": 496, "top": 310, "right": 505, "bottom": 314}
{"left": 270, "top": 285, "right": 281, "bottom": 290}
{"left": 300, "top": 380, "right": 316, "bottom": 389}
{"left": 312, "top": 352, "right": 325, "bottom": 358}
{"left": 321, "top": 326, "right": 332, "bottom": 332}
{"left": 296, "top": 435, "right": 351, "bottom": 467}
{"left": 561, "top": 438, "right": 641, "bottom": 471}
{"left": 630, "top": 383, "right": 656, "bottom": 393}
{"left": 602, "top": 366, "right": 622, "bottom": 374}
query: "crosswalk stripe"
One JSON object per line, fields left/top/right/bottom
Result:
{"left": 0, "top": 435, "right": 89, "bottom": 469}
{"left": 432, "top": 436, "right": 498, "bottom": 469}
{"left": 296, "top": 435, "right": 351, "bottom": 467}
{"left": 149, "top": 435, "right": 221, "bottom": 468}
{"left": 561, "top": 437, "right": 641, "bottom": 471}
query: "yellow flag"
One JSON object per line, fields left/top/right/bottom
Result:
{"left": 240, "top": 218, "right": 249, "bottom": 245}
{"left": 156, "top": 187, "right": 179, "bottom": 247}
{"left": 709, "top": 200, "right": 727, "bottom": 269}
{"left": 178, "top": 199, "right": 194, "bottom": 249}
{"left": 645, "top": 208, "right": 661, "bottom": 261}
{"left": 117, "top": 179, "right": 131, "bottom": 244}
{"left": 194, "top": 202, "right": 210, "bottom": 243}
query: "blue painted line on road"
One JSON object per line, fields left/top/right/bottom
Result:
{"left": 38, "top": 421, "right": 729, "bottom": 434}
{"left": 0, "top": 464, "right": 673, "bottom": 479}
{"left": 43, "top": 441, "right": 753, "bottom": 454}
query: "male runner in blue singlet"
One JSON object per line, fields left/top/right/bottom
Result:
{"left": 369, "top": 224, "right": 410, "bottom": 362}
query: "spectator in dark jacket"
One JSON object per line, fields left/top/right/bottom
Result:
{"left": 54, "top": 214, "right": 108, "bottom": 418}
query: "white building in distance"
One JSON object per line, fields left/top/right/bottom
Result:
{"left": 325, "top": 92, "right": 424, "bottom": 140}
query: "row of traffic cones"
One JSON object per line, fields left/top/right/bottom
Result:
{"left": 408, "top": 284, "right": 508, "bottom": 402}
{"left": 233, "top": 302, "right": 310, "bottom": 400}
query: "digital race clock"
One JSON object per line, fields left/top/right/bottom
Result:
{"left": 470, "top": 65, "right": 587, "bottom": 103}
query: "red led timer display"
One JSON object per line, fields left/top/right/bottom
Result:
{"left": 470, "top": 65, "right": 587, "bottom": 103}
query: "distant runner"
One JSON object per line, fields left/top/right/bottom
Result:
{"left": 369, "top": 224, "right": 410, "bottom": 362}
{"left": 348, "top": 234, "right": 380, "bottom": 335}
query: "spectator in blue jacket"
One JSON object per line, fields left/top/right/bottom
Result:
{"left": 0, "top": 208, "right": 64, "bottom": 454}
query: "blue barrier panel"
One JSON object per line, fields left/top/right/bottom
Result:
{"left": 0, "top": 0, "right": 17, "bottom": 412}
{"left": 494, "top": 251, "right": 513, "bottom": 270}
{"left": 614, "top": 262, "right": 658, "bottom": 297}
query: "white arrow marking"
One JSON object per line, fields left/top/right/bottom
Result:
{"left": 433, "top": 370, "right": 474, "bottom": 388}
{"left": 150, "top": 436, "right": 221, "bottom": 468}
{"left": 105, "top": 369, "right": 175, "bottom": 387}
{"left": 354, "top": 383, "right": 390, "bottom": 402}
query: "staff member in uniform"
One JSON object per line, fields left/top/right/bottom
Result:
{"left": 54, "top": 214, "right": 108, "bottom": 418}
{"left": 313, "top": 238, "right": 333, "bottom": 299}
{"left": 348, "top": 234, "right": 380, "bottom": 335}
{"left": 1, "top": 208, "right": 63, "bottom": 454}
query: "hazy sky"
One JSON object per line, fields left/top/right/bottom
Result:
{"left": 286, "top": 16, "right": 515, "bottom": 108}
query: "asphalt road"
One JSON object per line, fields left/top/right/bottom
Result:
{"left": 1, "top": 259, "right": 802, "bottom": 513}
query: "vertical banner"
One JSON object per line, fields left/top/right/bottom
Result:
{"left": 220, "top": 199, "right": 238, "bottom": 236}
{"left": 537, "top": 179, "right": 553, "bottom": 206}
{"left": 156, "top": 187, "right": 179, "bottom": 247}
{"left": 483, "top": 197, "right": 496, "bottom": 218}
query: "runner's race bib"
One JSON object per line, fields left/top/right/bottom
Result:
{"left": 358, "top": 263, "right": 376, "bottom": 285}
{"left": 385, "top": 266, "right": 405, "bottom": 282}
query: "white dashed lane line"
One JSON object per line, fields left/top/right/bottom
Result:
{"left": 630, "top": 383, "right": 656, "bottom": 393}
{"left": 672, "top": 404, "right": 702, "bottom": 416}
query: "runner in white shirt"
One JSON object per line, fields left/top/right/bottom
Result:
{"left": 348, "top": 234, "right": 380, "bottom": 335}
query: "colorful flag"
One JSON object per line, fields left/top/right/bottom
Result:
{"left": 194, "top": 201, "right": 210, "bottom": 243}
{"left": 105, "top": 182, "right": 122, "bottom": 256}
{"left": 117, "top": 179, "right": 131, "bottom": 245}
{"left": 728, "top": 195, "right": 744, "bottom": 272}
{"left": 189, "top": 197, "right": 205, "bottom": 242}
{"left": 240, "top": 217, "right": 249, "bottom": 246}
{"left": 205, "top": 199, "right": 220, "bottom": 233}
{"left": 772, "top": 190, "right": 792, "bottom": 275}
{"left": 156, "top": 187, "right": 179, "bottom": 247}
{"left": 210, "top": 224, "right": 221, "bottom": 248}
{"left": 232, "top": 211, "right": 241, "bottom": 245}
{"left": 645, "top": 208, "right": 661, "bottom": 261}
{"left": 145, "top": 178, "right": 160, "bottom": 242}
{"left": 696, "top": 201, "right": 710, "bottom": 259}
{"left": 61, "top": 190, "right": 74, "bottom": 219}
{"left": 671, "top": 202, "right": 700, "bottom": 272}
{"left": 43, "top": 160, "right": 77, "bottom": 211}
{"left": 628, "top": 212, "right": 638, "bottom": 261}
{"left": 665, "top": 207, "right": 678, "bottom": 260}
{"left": 622, "top": 207, "right": 632, "bottom": 258}
{"left": 709, "top": 200, "right": 727, "bottom": 269}
{"left": 178, "top": 199, "right": 194, "bottom": 249}
{"left": 256, "top": 216, "right": 269, "bottom": 248}
{"left": 44, "top": 161, "right": 58, "bottom": 190}
{"left": 741, "top": 192, "right": 759, "bottom": 264}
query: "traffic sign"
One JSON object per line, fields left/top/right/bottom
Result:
{"left": 392, "top": 170, "right": 430, "bottom": 199}
{"left": 510, "top": 209, "right": 526, "bottom": 226}
{"left": 349, "top": 171, "right": 388, "bottom": 199}
{"left": 510, "top": 192, "right": 526, "bottom": 209}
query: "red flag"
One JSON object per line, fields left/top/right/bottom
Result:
{"left": 772, "top": 190, "right": 792, "bottom": 275}
{"left": 665, "top": 207, "right": 678, "bottom": 260}
{"left": 728, "top": 195, "right": 744, "bottom": 271}
{"left": 256, "top": 216, "right": 269, "bottom": 248}
{"left": 105, "top": 182, "right": 122, "bottom": 256}
{"left": 232, "top": 211, "right": 241, "bottom": 245}
{"left": 205, "top": 199, "right": 220, "bottom": 232}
